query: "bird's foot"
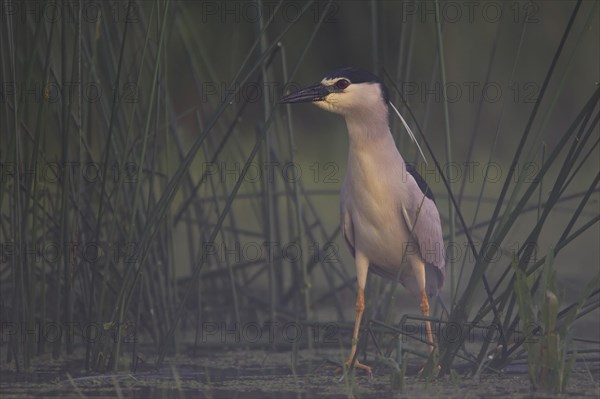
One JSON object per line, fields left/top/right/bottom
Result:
{"left": 416, "top": 345, "right": 440, "bottom": 378}
{"left": 348, "top": 359, "right": 373, "bottom": 376}
{"left": 417, "top": 361, "right": 440, "bottom": 379}
{"left": 336, "top": 359, "right": 373, "bottom": 381}
{"left": 417, "top": 365, "right": 441, "bottom": 378}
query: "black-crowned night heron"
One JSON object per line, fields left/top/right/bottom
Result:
{"left": 280, "top": 67, "right": 445, "bottom": 375}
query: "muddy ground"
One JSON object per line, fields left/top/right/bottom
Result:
{"left": 1, "top": 347, "right": 599, "bottom": 398}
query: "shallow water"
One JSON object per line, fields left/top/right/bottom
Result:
{"left": 1, "top": 348, "right": 598, "bottom": 398}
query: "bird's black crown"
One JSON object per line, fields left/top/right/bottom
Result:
{"left": 325, "top": 67, "right": 390, "bottom": 103}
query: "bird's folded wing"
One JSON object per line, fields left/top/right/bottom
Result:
{"left": 401, "top": 197, "right": 446, "bottom": 292}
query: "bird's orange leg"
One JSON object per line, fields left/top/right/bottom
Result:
{"left": 345, "top": 287, "right": 372, "bottom": 375}
{"left": 420, "top": 289, "right": 434, "bottom": 353}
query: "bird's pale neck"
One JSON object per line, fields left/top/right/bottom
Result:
{"left": 344, "top": 102, "right": 397, "bottom": 153}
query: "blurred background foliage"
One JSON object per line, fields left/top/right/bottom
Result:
{"left": 0, "top": 0, "right": 598, "bottom": 375}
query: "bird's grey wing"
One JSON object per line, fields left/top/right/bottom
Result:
{"left": 400, "top": 166, "right": 446, "bottom": 297}
{"left": 400, "top": 197, "right": 445, "bottom": 268}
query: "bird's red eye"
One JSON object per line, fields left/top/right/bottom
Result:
{"left": 335, "top": 79, "right": 350, "bottom": 90}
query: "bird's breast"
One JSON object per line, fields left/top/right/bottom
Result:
{"left": 342, "top": 152, "right": 414, "bottom": 269}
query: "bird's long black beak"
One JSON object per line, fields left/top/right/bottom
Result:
{"left": 279, "top": 83, "right": 330, "bottom": 104}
